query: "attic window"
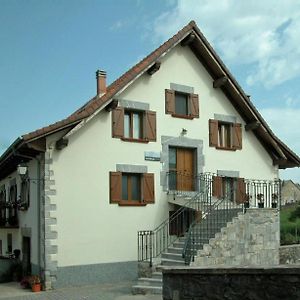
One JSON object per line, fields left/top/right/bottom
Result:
{"left": 165, "top": 89, "right": 199, "bottom": 119}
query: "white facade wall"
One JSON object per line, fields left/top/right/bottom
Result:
{"left": 49, "top": 45, "right": 278, "bottom": 267}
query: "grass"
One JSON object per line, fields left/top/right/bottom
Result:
{"left": 280, "top": 203, "right": 300, "bottom": 245}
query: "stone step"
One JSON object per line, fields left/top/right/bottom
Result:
{"left": 137, "top": 277, "right": 162, "bottom": 287}
{"left": 167, "top": 246, "right": 184, "bottom": 254}
{"left": 132, "top": 285, "right": 162, "bottom": 295}
{"left": 152, "top": 271, "right": 162, "bottom": 279}
{"left": 161, "top": 252, "right": 184, "bottom": 261}
{"left": 161, "top": 258, "right": 186, "bottom": 266}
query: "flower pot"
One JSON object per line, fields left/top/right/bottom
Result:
{"left": 258, "top": 203, "right": 264, "bottom": 208}
{"left": 271, "top": 202, "right": 277, "bottom": 208}
{"left": 32, "top": 283, "right": 41, "bottom": 292}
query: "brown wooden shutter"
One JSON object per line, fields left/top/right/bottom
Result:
{"left": 236, "top": 178, "right": 246, "bottom": 204}
{"left": 112, "top": 107, "right": 124, "bottom": 138}
{"left": 212, "top": 176, "right": 223, "bottom": 198}
{"left": 165, "top": 89, "right": 175, "bottom": 114}
{"left": 209, "top": 119, "right": 218, "bottom": 147}
{"left": 189, "top": 93, "right": 199, "bottom": 118}
{"left": 142, "top": 173, "right": 155, "bottom": 203}
{"left": 232, "top": 123, "right": 242, "bottom": 150}
{"left": 144, "top": 111, "right": 156, "bottom": 141}
{"left": 110, "top": 172, "right": 122, "bottom": 203}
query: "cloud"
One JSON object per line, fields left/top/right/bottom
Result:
{"left": 151, "top": 0, "right": 300, "bottom": 88}
{"left": 260, "top": 107, "right": 300, "bottom": 181}
{"left": 109, "top": 20, "right": 127, "bottom": 31}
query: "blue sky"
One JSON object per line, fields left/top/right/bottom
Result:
{"left": 1, "top": 0, "right": 300, "bottom": 181}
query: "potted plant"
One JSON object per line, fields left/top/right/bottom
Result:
{"left": 29, "top": 275, "right": 42, "bottom": 292}
{"left": 257, "top": 193, "right": 264, "bottom": 208}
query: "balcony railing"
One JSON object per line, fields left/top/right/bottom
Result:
{"left": 0, "top": 201, "right": 19, "bottom": 227}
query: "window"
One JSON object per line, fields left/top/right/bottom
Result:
{"left": 20, "top": 179, "right": 30, "bottom": 210}
{"left": 7, "top": 233, "right": 12, "bottom": 253}
{"left": 110, "top": 172, "right": 155, "bottom": 206}
{"left": 124, "top": 111, "right": 143, "bottom": 139}
{"left": 122, "top": 173, "right": 141, "bottom": 201}
{"left": 175, "top": 92, "right": 189, "bottom": 115}
{"left": 209, "top": 119, "right": 242, "bottom": 150}
{"left": 112, "top": 107, "right": 156, "bottom": 142}
{"left": 0, "top": 187, "right": 6, "bottom": 226}
{"left": 218, "top": 122, "right": 232, "bottom": 148}
{"left": 165, "top": 89, "right": 199, "bottom": 119}
{"left": 212, "top": 176, "right": 246, "bottom": 204}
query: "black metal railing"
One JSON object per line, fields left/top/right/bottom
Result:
{"left": 0, "top": 201, "right": 19, "bottom": 227}
{"left": 138, "top": 173, "right": 212, "bottom": 265}
{"left": 138, "top": 172, "right": 281, "bottom": 266}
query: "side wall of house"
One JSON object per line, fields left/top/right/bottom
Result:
{"left": 48, "top": 44, "right": 278, "bottom": 286}
{"left": 0, "top": 158, "right": 41, "bottom": 274}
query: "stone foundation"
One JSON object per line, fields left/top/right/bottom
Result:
{"left": 192, "top": 209, "right": 280, "bottom": 266}
{"left": 162, "top": 266, "right": 300, "bottom": 300}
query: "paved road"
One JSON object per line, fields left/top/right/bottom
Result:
{"left": 0, "top": 282, "right": 162, "bottom": 300}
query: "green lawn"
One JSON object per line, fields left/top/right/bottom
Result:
{"left": 280, "top": 203, "right": 300, "bottom": 245}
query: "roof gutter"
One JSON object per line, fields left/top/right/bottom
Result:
{"left": 0, "top": 137, "right": 23, "bottom": 168}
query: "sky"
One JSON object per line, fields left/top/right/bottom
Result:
{"left": 0, "top": 0, "right": 300, "bottom": 181}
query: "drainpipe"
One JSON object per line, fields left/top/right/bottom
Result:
{"left": 14, "top": 152, "right": 43, "bottom": 276}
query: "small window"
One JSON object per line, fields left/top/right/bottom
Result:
{"left": 165, "top": 89, "right": 199, "bottom": 119}
{"left": 110, "top": 172, "right": 155, "bottom": 206}
{"left": 112, "top": 107, "right": 156, "bottom": 142}
{"left": 175, "top": 92, "right": 189, "bottom": 115}
{"left": 122, "top": 173, "right": 141, "bottom": 201}
{"left": 7, "top": 233, "right": 12, "bottom": 253}
{"left": 209, "top": 119, "right": 242, "bottom": 150}
{"left": 218, "top": 122, "right": 232, "bottom": 148}
{"left": 124, "top": 111, "right": 143, "bottom": 139}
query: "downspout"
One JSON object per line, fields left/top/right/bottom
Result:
{"left": 14, "top": 152, "right": 43, "bottom": 276}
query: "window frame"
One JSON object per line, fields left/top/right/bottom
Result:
{"left": 122, "top": 172, "right": 142, "bottom": 203}
{"left": 217, "top": 121, "right": 233, "bottom": 150}
{"left": 110, "top": 171, "right": 155, "bottom": 206}
{"left": 112, "top": 107, "right": 156, "bottom": 143}
{"left": 165, "top": 89, "right": 199, "bottom": 119}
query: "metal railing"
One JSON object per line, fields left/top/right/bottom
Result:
{"left": 137, "top": 172, "right": 281, "bottom": 266}
{"left": 244, "top": 179, "right": 281, "bottom": 209}
{"left": 0, "top": 201, "right": 19, "bottom": 227}
{"left": 138, "top": 173, "right": 212, "bottom": 266}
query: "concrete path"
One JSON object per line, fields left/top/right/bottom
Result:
{"left": 0, "top": 281, "right": 162, "bottom": 300}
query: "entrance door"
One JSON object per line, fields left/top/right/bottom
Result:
{"left": 22, "top": 237, "right": 31, "bottom": 275}
{"left": 169, "top": 147, "right": 195, "bottom": 191}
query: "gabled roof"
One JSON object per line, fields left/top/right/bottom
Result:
{"left": 1, "top": 20, "right": 300, "bottom": 177}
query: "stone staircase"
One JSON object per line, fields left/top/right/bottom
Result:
{"left": 132, "top": 206, "right": 241, "bottom": 294}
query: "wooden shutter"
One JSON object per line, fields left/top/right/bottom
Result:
{"left": 142, "top": 173, "right": 155, "bottom": 203}
{"left": 189, "top": 93, "right": 199, "bottom": 118}
{"left": 212, "top": 176, "right": 223, "bottom": 198}
{"left": 110, "top": 172, "right": 122, "bottom": 203}
{"left": 165, "top": 89, "right": 175, "bottom": 114}
{"left": 209, "top": 119, "right": 218, "bottom": 147}
{"left": 144, "top": 111, "right": 156, "bottom": 141}
{"left": 112, "top": 107, "right": 124, "bottom": 138}
{"left": 232, "top": 123, "right": 242, "bottom": 150}
{"left": 236, "top": 178, "right": 246, "bottom": 204}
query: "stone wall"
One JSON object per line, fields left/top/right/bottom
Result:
{"left": 280, "top": 244, "right": 300, "bottom": 264}
{"left": 192, "top": 209, "right": 280, "bottom": 266}
{"left": 162, "top": 266, "right": 300, "bottom": 300}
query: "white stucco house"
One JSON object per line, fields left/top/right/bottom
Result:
{"left": 0, "top": 21, "right": 299, "bottom": 290}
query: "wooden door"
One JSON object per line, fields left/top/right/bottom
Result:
{"left": 176, "top": 148, "right": 194, "bottom": 191}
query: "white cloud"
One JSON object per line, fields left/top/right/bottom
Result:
{"left": 152, "top": 0, "right": 300, "bottom": 88}
{"left": 260, "top": 107, "right": 300, "bottom": 181}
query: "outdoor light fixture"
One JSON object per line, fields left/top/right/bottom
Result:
{"left": 181, "top": 128, "right": 188, "bottom": 136}
{"left": 17, "top": 165, "right": 28, "bottom": 178}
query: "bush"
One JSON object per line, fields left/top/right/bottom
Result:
{"left": 289, "top": 205, "right": 300, "bottom": 221}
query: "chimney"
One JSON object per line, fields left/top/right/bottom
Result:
{"left": 96, "top": 70, "right": 106, "bottom": 96}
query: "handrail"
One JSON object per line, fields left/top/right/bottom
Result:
{"left": 137, "top": 172, "right": 281, "bottom": 266}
